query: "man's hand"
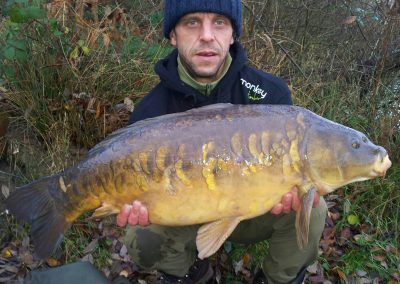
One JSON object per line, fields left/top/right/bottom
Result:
{"left": 116, "top": 200, "right": 150, "bottom": 227}
{"left": 270, "top": 187, "right": 320, "bottom": 215}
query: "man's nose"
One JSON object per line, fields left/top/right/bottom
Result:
{"left": 199, "top": 24, "right": 214, "bottom": 41}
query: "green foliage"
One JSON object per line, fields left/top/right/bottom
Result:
{"left": 339, "top": 238, "right": 399, "bottom": 279}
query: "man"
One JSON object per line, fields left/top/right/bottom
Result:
{"left": 117, "top": 1, "right": 327, "bottom": 283}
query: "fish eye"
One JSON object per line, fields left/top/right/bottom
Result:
{"left": 351, "top": 142, "right": 360, "bottom": 149}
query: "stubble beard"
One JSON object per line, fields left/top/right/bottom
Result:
{"left": 181, "top": 56, "right": 226, "bottom": 82}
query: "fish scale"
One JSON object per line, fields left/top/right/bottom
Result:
{"left": 6, "top": 103, "right": 391, "bottom": 260}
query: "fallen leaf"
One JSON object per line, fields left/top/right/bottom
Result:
{"left": 1, "top": 185, "right": 9, "bottom": 198}
{"left": 343, "top": 15, "right": 357, "bottom": 25}
{"left": 123, "top": 97, "right": 134, "bottom": 112}
{"left": 20, "top": 252, "right": 34, "bottom": 266}
{"left": 242, "top": 253, "right": 251, "bottom": 268}
{"left": 373, "top": 255, "right": 385, "bottom": 262}
{"left": 308, "top": 275, "right": 325, "bottom": 282}
{"left": 354, "top": 234, "right": 373, "bottom": 243}
{"left": 233, "top": 259, "right": 243, "bottom": 275}
{"left": 338, "top": 227, "right": 352, "bottom": 245}
{"left": 2, "top": 248, "right": 12, "bottom": 258}
{"left": 380, "top": 261, "right": 388, "bottom": 269}
{"left": 356, "top": 270, "right": 368, "bottom": 277}
{"left": 333, "top": 267, "right": 347, "bottom": 281}
{"left": 119, "top": 269, "right": 129, "bottom": 277}
{"left": 119, "top": 245, "right": 128, "bottom": 257}
{"left": 46, "top": 257, "right": 60, "bottom": 267}
{"left": 307, "top": 261, "right": 319, "bottom": 274}
{"left": 83, "top": 239, "right": 98, "bottom": 254}
{"left": 358, "top": 278, "right": 371, "bottom": 284}
{"left": 81, "top": 254, "right": 94, "bottom": 264}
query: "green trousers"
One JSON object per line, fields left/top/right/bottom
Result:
{"left": 124, "top": 197, "right": 327, "bottom": 284}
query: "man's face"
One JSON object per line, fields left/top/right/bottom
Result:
{"left": 170, "top": 12, "right": 234, "bottom": 83}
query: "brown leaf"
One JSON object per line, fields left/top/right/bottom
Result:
{"left": 119, "top": 269, "right": 129, "bottom": 277}
{"left": 360, "top": 224, "right": 370, "bottom": 233}
{"left": 46, "top": 257, "right": 60, "bottom": 267}
{"left": 332, "top": 267, "right": 347, "bottom": 281}
{"left": 242, "top": 253, "right": 251, "bottom": 268}
{"left": 373, "top": 255, "right": 386, "bottom": 262}
{"left": 20, "top": 252, "right": 34, "bottom": 266}
{"left": 343, "top": 16, "right": 357, "bottom": 25}
{"left": 338, "top": 227, "right": 352, "bottom": 245}
{"left": 323, "top": 227, "right": 335, "bottom": 240}
{"left": 308, "top": 275, "right": 325, "bottom": 282}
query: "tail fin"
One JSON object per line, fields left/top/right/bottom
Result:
{"left": 6, "top": 175, "right": 69, "bottom": 259}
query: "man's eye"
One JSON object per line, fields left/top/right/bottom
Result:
{"left": 188, "top": 20, "right": 198, "bottom": 26}
{"left": 215, "top": 19, "right": 225, "bottom": 25}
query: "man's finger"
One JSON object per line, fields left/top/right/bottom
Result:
{"left": 128, "top": 202, "right": 140, "bottom": 225}
{"left": 281, "top": 193, "right": 293, "bottom": 213}
{"left": 292, "top": 194, "right": 301, "bottom": 211}
{"left": 271, "top": 203, "right": 283, "bottom": 215}
{"left": 138, "top": 206, "right": 149, "bottom": 226}
{"left": 116, "top": 204, "right": 132, "bottom": 227}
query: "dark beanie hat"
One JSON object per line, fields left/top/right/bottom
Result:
{"left": 163, "top": 0, "right": 242, "bottom": 39}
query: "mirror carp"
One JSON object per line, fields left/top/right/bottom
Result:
{"left": 6, "top": 104, "right": 392, "bottom": 260}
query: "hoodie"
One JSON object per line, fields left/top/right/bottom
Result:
{"left": 128, "top": 41, "right": 292, "bottom": 124}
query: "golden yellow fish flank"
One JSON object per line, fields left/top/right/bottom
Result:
{"left": 6, "top": 104, "right": 392, "bottom": 259}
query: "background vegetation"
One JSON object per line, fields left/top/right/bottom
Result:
{"left": 0, "top": 0, "right": 398, "bottom": 283}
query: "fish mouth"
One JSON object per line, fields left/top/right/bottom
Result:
{"left": 372, "top": 154, "right": 392, "bottom": 178}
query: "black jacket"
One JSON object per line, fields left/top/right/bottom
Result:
{"left": 128, "top": 41, "right": 292, "bottom": 124}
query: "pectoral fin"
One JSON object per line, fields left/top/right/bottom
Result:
{"left": 295, "top": 187, "right": 316, "bottom": 250}
{"left": 90, "top": 203, "right": 120, "bottom": 219}
{"left": 196, "top": 216, "right": 243, "bottom": 259}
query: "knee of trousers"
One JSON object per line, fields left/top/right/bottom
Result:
{"left": 123, "top": 224, "right": 199, "bottom": 274}
{"left": 123, "top": 225, "right": 168, "bottom": 270}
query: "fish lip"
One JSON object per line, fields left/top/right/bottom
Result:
{"left": 372, "top": 169, "right": 386, "bottom": 177}
{"left": 370, "top": 154, "right": 392, "bottom": 178}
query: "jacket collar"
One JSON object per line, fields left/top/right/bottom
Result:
{"left": 154, "top": 41, "right": 248, "bottom": 95}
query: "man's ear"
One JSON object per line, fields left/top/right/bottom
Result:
{"left": 170, "top": 30, "right": 177, "bottom": 46}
